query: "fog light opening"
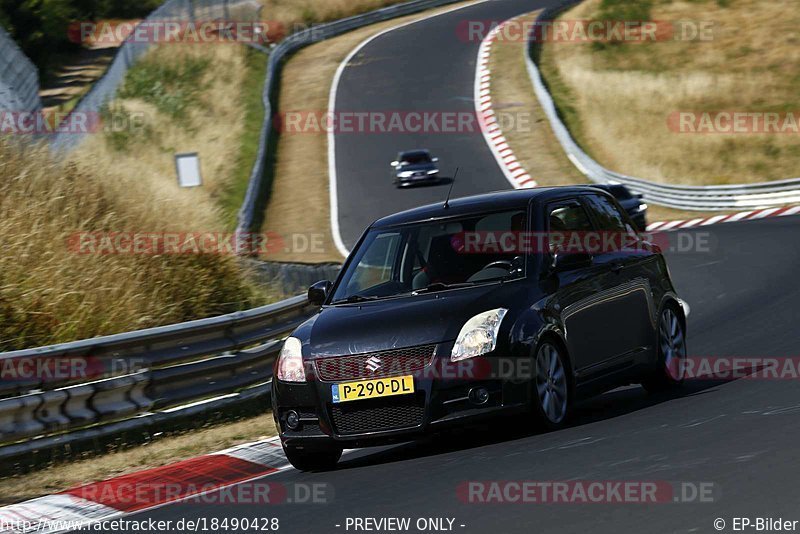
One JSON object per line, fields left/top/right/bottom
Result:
{"left": 286, "top": 410, "right": 301, "bottom": 430}
{"left": 468, "top": 387, "right": 490, "bottom": 406}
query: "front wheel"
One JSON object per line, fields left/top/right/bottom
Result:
{"left": 532, "top": 342, "right": 571, "bottom": 429}
{"left": 642, "top": 306, "right": 687, "bottom": 393}
{"left": 283, "top": 443, "right": 342, "bottom": 472}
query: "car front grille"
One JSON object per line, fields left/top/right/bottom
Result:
{"left": 329, "top": 394, "right": 425, "bottom": 435}
{"left": 314, "top": 344, "right": 436, "bottom": 382}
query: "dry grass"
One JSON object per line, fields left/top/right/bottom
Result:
{"left": 539, "top": 0, "right": 800, "bottom": 186}
{"left": 489, "top": 11, "right": 737, "bottom": 224}
{"left": 0, "top": 414, "right": 277, "bottom": 504}
{"left": 258, "top": 0, "right": 410, "bottom": 29}
{"left": 262, "top": 0, "right": 481, "bottom": 262}
{"left": 0, "top": 135, "right": 270, "bottom": 351}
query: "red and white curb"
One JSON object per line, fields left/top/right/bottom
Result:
{"left": 646, "top": 205, "right": 800, "bottom": 232}
{"left": 0, "top": 438, "right": 291, "bottom": 534}
{"left": 475, "top": 20, "right": 537, "bottom": 190}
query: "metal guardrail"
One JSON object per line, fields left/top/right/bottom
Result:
{"left": 526, "top": 0, "right": 800, "bottom": 210}
{"left": 0, "top": 295, "right": 317, "bottom": 458}
{"left": 0, "top": 26, "right": 41, "bottom": 114}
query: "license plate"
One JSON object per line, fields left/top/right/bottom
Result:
{"left": 331, "top": 375, "right": 414, "bottom": 403}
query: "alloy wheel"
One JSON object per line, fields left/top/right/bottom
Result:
{"left": 660, "top": 307, "right": 687, "bottom": 381}
{"left": 536, "top": 343, "right": 568, "bottom": 424}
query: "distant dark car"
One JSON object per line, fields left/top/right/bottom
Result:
{"left": 391, "top": 150, "right": 439, "bottom": 187}
{"left": 591, "top": 184, "right": 647, "bottom": 231}
{"left": 272, "top": 187, "right": 687, "bottom": 471}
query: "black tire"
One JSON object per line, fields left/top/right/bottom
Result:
{"left": 283, "top": 443, "right": 342, "bottom": 472}
{"left": 642, "top": 304, "right": 687, "bottom": 393}
{"left": 531, "top": 341, "right": 572, "bottom": 429}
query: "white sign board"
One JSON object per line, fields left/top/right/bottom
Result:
{"left": 175, "top": 152, "right": 202, "bottom": 188}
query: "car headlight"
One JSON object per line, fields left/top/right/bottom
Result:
{"left": 451, "top": 308, "right": 508, "bottom": 362}
{"left": 638, "top": 203, "right": 648, "bottom": 212}
{"left": 427, "top": 170, "right": 438, "bottom": 175}
{"left": 277, "top": 337, "right": 306, "bottom": 382}
{"left": 399, "top": 171, "right": 414, "bottom": 178}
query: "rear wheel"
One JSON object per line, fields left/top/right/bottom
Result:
{"left": 283, "top": 443, "right": 342, "bottom": 472}
{"left": 532, "top": 341, "right": 571, "bottom": 428}
{"left": 642, "top": 306, "right": 687, "bottom": 392}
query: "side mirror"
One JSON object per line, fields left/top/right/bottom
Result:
{"left": 551, "top": 249, "right": 592, "bottom": 272}
{"left": 390, "top": 161, "right": 399, "bottom": 167}
{"left": 308, "top": 280, "right": 332, "bottom": 306}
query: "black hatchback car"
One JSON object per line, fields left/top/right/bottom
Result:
{"left": 272, "top": 187, "right": 687, "bottom": 470}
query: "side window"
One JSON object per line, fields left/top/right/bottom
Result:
{"left": 585, "top": 195, "right": 627, "bottom": 232}
{"left": 549, "top": 204, "right": 593, "bottom": 231}
{"left": 548, "top": 202, "right": 593, "bottom": 254}
{"left": 347, "top": 232, "right": 402, "bottom": 294}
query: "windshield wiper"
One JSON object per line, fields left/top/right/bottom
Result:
{"left": 331, "top": 294, "right": 382, "bottom": 305}
{"left": 411, "top": 282, "right": 475, "bottom": 295}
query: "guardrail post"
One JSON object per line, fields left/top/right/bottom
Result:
{"left": 129, "top": 372, "right": 154, "bottom": 411}
{"left": 0, "top": 394, "right": 43, "bottom": 442}
{"left": 0, "top": 398, "right": 22, "bottom": 441}
{"left": 91, "top": 375, "right": 140, "bottom": 422}
{"left": 62, "top": 384, "right": 97, "bottom": 426}
{"left": 35, "top": 390, "right": 70, "bottom": 432}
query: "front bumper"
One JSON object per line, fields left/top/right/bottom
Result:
{"left": 395, "top": 171, "right": 439, "bottom": 185}
{"left": 272, "top": 346, "right": 528, "bottom": 448}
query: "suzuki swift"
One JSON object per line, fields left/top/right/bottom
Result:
{"left": 272, "top": 187, "right": 687, "bottom": 471}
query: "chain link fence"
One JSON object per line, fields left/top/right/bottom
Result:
{"left": 0, "top": 25, "right": 41, "bottom": 114}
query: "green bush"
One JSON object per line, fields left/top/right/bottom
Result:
{"left": 118, "top": 54, "right": 210, "bottom": 120}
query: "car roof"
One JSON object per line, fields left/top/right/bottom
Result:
{"left": 372, "top": 186, "right": 606, "bottom": 227}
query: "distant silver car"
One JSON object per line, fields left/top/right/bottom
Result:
{"left": 391, "top": 150, "right": 440, "bottom": 187}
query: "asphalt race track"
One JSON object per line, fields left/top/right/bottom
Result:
{"left": 83, "top": 0, "right": 800, "bottom": 532}
{"left": 332, "top": 0, "right": 556, "bottom": 250}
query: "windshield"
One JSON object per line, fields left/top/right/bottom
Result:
{"left": 330, "top": 210, "right": 527, "bottom": 303}
{"left": 399, "top": 152, "right": 431, "bottom": 165}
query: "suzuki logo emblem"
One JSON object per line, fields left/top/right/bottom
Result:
{"left": 365, "top": 356, "right": 382, "bottom": 372}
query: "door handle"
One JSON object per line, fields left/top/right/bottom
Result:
{"left": 610, "top": 263, "right": 624, "bottom": 274}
